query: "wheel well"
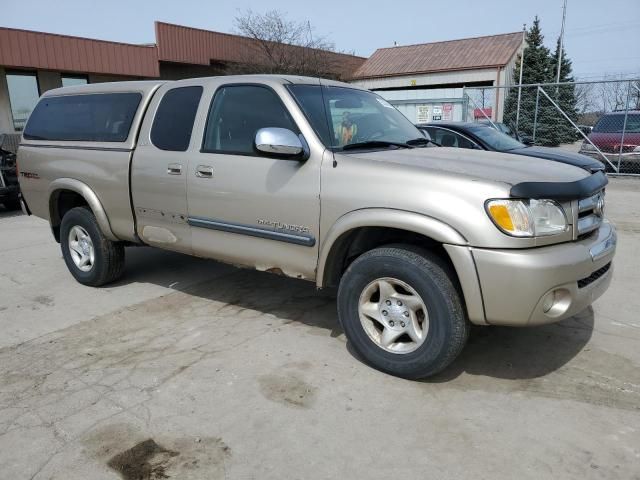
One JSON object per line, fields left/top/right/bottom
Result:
{"left": 50, "top": 190, "right": 89, "bottom": 242}
{"left": 321, "top": 227, "right": 455, "bottom": 288}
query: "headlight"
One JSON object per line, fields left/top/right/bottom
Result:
{"left": 633, "top": 145, "right": 640, "bottom": 152}
{"left": 580, "top": 142, "right": 596, "bottom": 152}
{"left": 486, "top": 199, "right": 568, "bottom": 237}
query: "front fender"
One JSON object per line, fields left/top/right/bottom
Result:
{"left": 316, "top": 208, "right": 487, "bottom": 325}
{"left": 48, "top": 178, "right": 118, "bottom": 241}
{"left": 317, "top": 208, "right": 467, "bottom": 285}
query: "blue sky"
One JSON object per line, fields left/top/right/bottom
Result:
{"left": 3, "top": 0, "right": 639, "bottom": 79}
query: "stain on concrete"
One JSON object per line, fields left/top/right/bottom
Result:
{"left": 84, "top": 424, "right": 231, "bottom": 479}
{"left": 258, "top": 374, "right": 317, "bottom": 408}
{"left": 108, "top": 438, "right": 178, "bottom": 480}
{"left": 282, "top": 360, "right": 314, "bottom": 371}
{"left": 32, "top": 295, "right": 54, "bottom": 308}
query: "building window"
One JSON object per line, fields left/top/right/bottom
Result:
{"left": 6, "top": 71, "right": 40, "bottom": 131}
{"left": 62, "top": 75, "right": 89, "bottom": 88}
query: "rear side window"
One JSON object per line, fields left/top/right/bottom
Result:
{"left": 593, "top": 114, "right": 640, "bottom": 133}
{"left": 151, "top": 86, "right": 203, "bottom": 151}
{"left": 24, "top": 93, "right": 141, "bottom": 142}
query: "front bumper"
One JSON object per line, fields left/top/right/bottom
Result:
{"left": 471, "top": 221, "right": 616, "bottom": 326}
{"left": 579, "top": 150, "right": 640, "bottom": 171}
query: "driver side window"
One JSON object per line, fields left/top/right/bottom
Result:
{"left": 202, "top": 85, "right": 299, "bottom": 155}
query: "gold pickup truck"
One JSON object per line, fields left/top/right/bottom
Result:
{"left": 17, "top": 75, "right": 616, "bottom": 378}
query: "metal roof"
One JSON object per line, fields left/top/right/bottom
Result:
{"left": 352, "top": 32, "right": 524, "bottom": 79}
{"left": 155, "top": 22, "right": 366, "bottom": 79}
{"left": 0, "top": 27, "right": 159, "bottom": 77}
{"left": 0, "top": 23, "right": 366, "bottom": 80}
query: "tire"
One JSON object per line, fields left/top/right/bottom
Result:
{"left": 60, "top": 206, "right": 125, "bottom": 286}
{"left": 337, "top": 245, "right": 469, "bottom": 379}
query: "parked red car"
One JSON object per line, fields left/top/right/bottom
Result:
{"left": 579, "top": 111, "right": 640, "bottom": 172}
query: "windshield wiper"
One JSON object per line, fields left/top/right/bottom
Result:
{"left": 342, "top": 140, "right": 414, "bottom": 151}
{"left": 407, "top": 137, "right": 440, "bottom": 147}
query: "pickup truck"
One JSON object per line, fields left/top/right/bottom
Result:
{"left": 17, "top": 76, "right": 617, "bottom": 379}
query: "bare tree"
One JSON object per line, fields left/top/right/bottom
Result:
{"left": 233, "top": 10, "right": 348, "bottom": 79}
{"left": 631, "top": 80, "right": 640, "bottom": 110}
{"left": 597, "top": 76, "right": 630, "bottom": 112}
{"left": 574, "top": 82, "right": 596, "bottom": 114}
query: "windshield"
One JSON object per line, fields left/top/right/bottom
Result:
{"left": 593, "top": 114, "right": 640, "bottom": 133}
{"left": 287, "top": 84, "right": 425, "bottom": 150}
{"left": 469, "top": 125, "right": 525, "bottom": 151}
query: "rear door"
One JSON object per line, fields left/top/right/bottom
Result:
{"left": 131, "top": 82, "right": 203, "bottom": 253}
{"left": 185, "top": 81, "right": 322, "bottom": 280}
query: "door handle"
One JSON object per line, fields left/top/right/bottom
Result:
{"left": 167, "top": 163, "right": 182, "bottom": 175}
{"left": 196, "top": 165, "right": 214, "bottom": 178}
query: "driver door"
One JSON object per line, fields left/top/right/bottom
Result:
{"left": 186, "top": 82, "right": 321, "bottom": 280}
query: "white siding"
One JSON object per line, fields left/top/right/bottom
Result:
{"left": 351, "top": 68, "right": 499, "bottom": 90}
{"left": 375, "top": 88, "right": 466, "bottom": 123}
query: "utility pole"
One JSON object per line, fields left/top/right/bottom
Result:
{"left": 556, "top": 0, "right": 568, "bottom": 85}
{"left": 515, "top": 24, "right": 526, "bottom": 131}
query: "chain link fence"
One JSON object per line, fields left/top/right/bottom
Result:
{"left": 462, "top": 79, "right": 640, "bottom": 175}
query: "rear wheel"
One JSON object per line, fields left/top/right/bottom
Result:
{"left": 60, "top": 207, "right": 125, "bottom": 286}
{"left": 337, "top": 245, "right": 469, "bottom": 379}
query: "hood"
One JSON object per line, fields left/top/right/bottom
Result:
{"left": 341, "top": 147, "right": 590, "bottom": 187}
{"left": 509, "top": 146, "right": 603, "bottom": 172}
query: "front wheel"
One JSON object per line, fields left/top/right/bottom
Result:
{"left": 337, "top": 245, "right": 469, "bottom": 379}
{"left": 60, "top": 207, "right": 125, "bottom": 286}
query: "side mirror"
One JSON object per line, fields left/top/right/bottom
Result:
{"left": 521, "top": 135, "right": 534, "bottom": 146}
{"left": 255, "top": 128, "right": 305, "bottom": 158}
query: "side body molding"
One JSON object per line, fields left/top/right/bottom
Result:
{"left": 317, "top": 208, "right": 467, "bottom": 285}
{"left": 48, "top": 178, "right": 118, "bottom": 241}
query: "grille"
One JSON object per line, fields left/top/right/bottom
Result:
{"left": 578, "top": 262, "right": 611, "bottom": 289}
{"left": 577, "top": 191, "right": 604, "bottom": 237}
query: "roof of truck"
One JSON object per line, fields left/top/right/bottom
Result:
{"left": 43, "top": 80, "right": 166, "bottom": 98}
{"left": 42, "top": 75, "right": 359, "bottom": 98}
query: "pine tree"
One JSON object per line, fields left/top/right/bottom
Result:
{"left": 550, "top": 38, "right": 579, "bottom": 143}
{"left": 503, "top": 17, "right": 556, "bottom": 145}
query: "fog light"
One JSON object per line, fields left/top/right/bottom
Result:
{"left": 542, "top": 292, "right": 555, "bottom": 313}
{"left": 541, "top": 288, "right": 571, "bottom": 317}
